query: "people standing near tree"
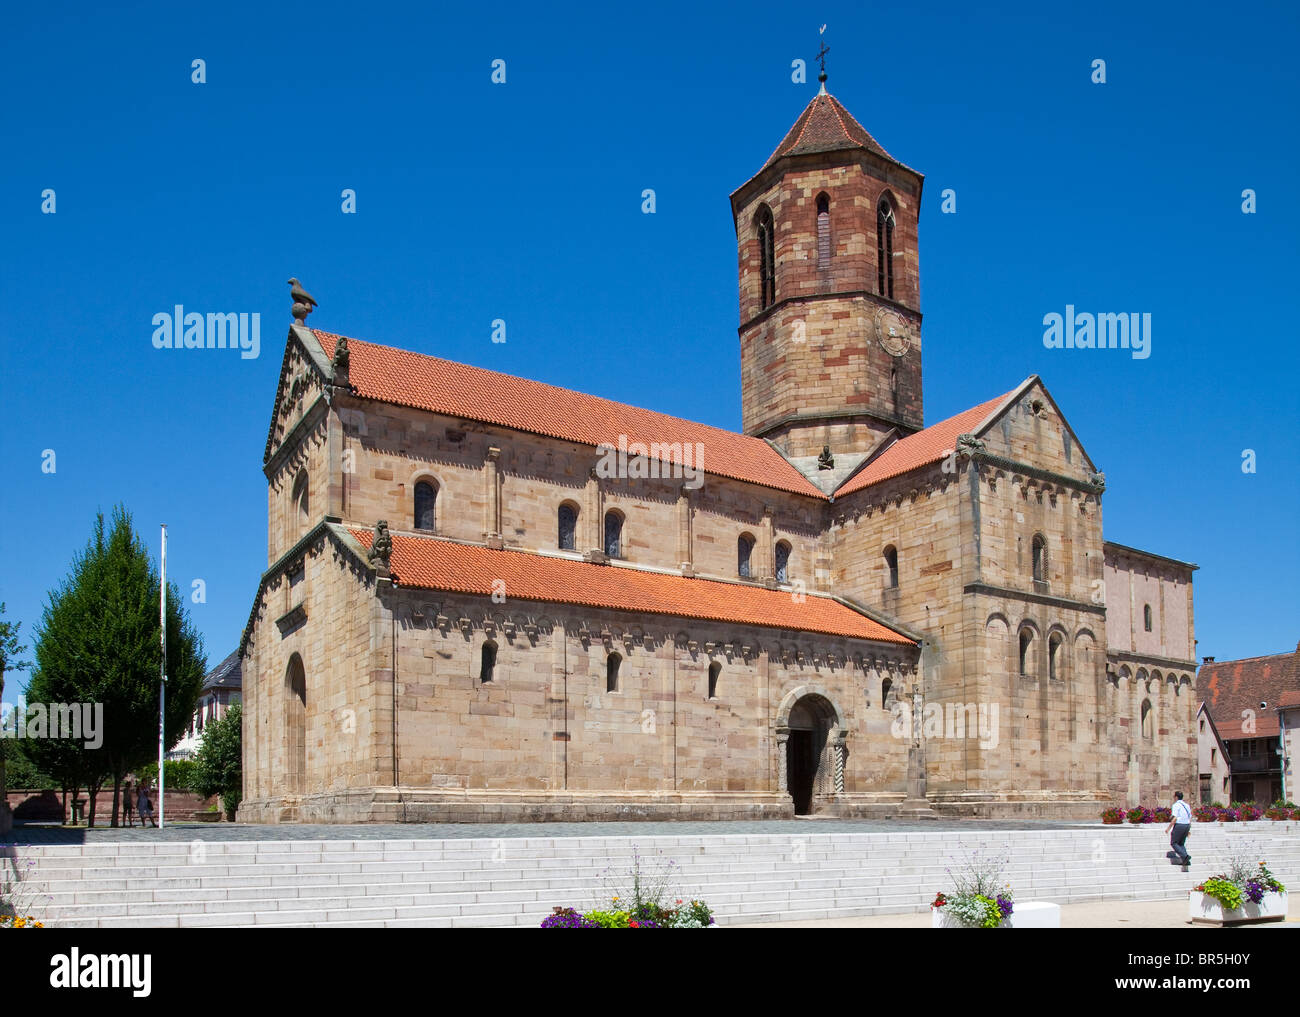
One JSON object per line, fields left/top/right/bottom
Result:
{"left": 137, "top": 784, "right": 156, "bottom": 828}
{"left": 122, "top": 780, "right": 134, "bottom": 827}
{"left": 1166, "top": 791, "right": 1192, "bottom": 866}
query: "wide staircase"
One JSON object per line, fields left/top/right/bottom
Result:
{"left": 17, "top": 823, "right": 1300, "bottom": 928}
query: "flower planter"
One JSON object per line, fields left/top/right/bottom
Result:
{"left": 1188, "top": 891, "right": 1288, "bottom": 926}
{"left": 932, "top": 901, "right": 1060, "bottom": 929}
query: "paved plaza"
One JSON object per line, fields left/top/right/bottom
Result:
{"left": 9, "top": 816, "right": 1098, "bottom": 844}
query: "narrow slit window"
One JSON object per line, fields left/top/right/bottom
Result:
{"left": 816, "top": 193, "right": 831, "bottom": 270}
{"left": 877, "top": 200, "right": 896, "bottom": 299}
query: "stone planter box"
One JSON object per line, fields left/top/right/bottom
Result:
{"left": 932, "top": 901, "right": 1060, "bottom": 929}
{"left": 1188, "top": 891, "right": 1287, "bottom": 925}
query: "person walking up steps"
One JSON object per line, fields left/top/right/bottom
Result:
{"left": 1166, "top": 791, "right": 1192, "bottom": 867}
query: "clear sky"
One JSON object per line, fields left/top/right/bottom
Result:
{"left": 1, "top": 0, "right": 1296, "bottom": 688}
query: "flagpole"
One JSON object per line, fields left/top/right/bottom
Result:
{"left": 159, "top": 524, "right": 167, "bottom": 829}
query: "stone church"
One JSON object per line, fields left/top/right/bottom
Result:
{"left": 238, "top": 81, "right": 1198, "bottom": 823}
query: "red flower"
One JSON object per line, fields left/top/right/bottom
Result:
{"left": 629, "top": 920, "right": 639, "bottom": 928}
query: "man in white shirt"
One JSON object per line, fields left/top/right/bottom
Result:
{"left": 1166, "top": 791, "right": 1193, "bottom": 866}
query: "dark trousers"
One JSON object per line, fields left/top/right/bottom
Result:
{"left": 1170, "top": 823, "right": 1191, "bottom": 863}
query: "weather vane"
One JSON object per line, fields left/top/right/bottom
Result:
{"left": 816, "top": 24, "right": 829, "bottom": 87}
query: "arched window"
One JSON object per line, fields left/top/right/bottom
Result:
{"left": 606, "top": 652, "right": 622, "bottom": 693}
{"left": 1140, "top": 699, "right": 1153, "bottom": 739}
{"left": 877, "top": 199, "right": 896, "bottom": 299}
{"left": 775, "top": 541, "right": 791, "bottom": 583}
{"left": 738, "top": 534, "right": 755, "bottom": 578}
{"left": 292, "top": 472, "right": 309, "bottom": 532}
{"left": 708, "top": 661, "right": 721, "bottom": 700}
{"left": 1049, "top": 632, "right": 1063, "bottom": 680}
{"left": 1019, "top": 629, "right": 1033, "bottom": 676}
{"left": 558, "top": 502, "right": 578, "bottom": 551}
{"left": 480, "top": 641, "right": 497, "bottom": 684}
{"left": 884, "top": 545, "right": 899, "bottom": 589}
{"left": 1032, "top": 534, "right": 1047, "bottom": 583}
{"left": 756, "top": 205, "right": 776, "bottom": 310}
{"left": 414, "top": 480, "right": 437, "bottom": 531}
{"left": 881, "top": 676, "right": 892, "bottom": 708}
{"left": 1143, "top": 604, "right": 1153, "bottom": 632}
{"left": 816, "top": 193, "right": 831, "bottom": 270}
{"left": 604, "top": 511, "right": 623, "bottom": 559}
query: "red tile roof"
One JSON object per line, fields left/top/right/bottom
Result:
{"left": 1199, "top": 644, "right": 1300, "bottom": 738}
{"left": 349, "top": 529, "right": 914, "bottom": 644}
{"left": 315, "top": 331, "right": 824, "bottom": 498}
{"left": 834, "top": 388, "right": 1019, "bottom": 497}
{"left": 760, "top": 91, "right": 905, "bottom": 172}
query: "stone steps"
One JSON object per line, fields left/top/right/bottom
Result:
{"left": 19, "top": 825, "right": 1300, "bottom": 928}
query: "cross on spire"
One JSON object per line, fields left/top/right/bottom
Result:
{"left": 816, "top": 24, "right": 829, "bottom": 91}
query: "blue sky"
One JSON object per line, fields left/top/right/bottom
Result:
{"left": 1, "top": 0, "right": 1296, "bottom": 687}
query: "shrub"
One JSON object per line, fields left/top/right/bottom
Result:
{"left": 584, "top": 910, "right": 631, "bottom": 929}
{"left": 1238, "top": 804, "right": 1262, "bottom": 822}
{"left": 1217, "top": 808, "right": 1239, "bottom": 823}
{"left": 540, "top": 907, "right": 600, "bottom": 929}
{"left": 1153, "top": 807, "right": 1173, "bottom": 823}
{"left": 1197, "top": 877, "right": 1244, "bottom": 911}
{"left": 136, "top": 759, "right": 200, "bottom": 794}
{"left": 1126, "top": 806, "right": 1154, "bottom": 824}
{"left": 1193, "top": 805, "right": 1217, "bottom": 822}
{"left": 1100, "top": 806, "right": 1125, "bottom": 824}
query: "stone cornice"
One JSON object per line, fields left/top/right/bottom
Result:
{"left": 238, "top": 520, "right": 376, "bottom": 659}
{"left": 738, "top": 288, "right": 920, "bottom": 335}
{"left": 971, "top": 452, "right": 1104, "bottom": 496}
{"left": 263, "top": 393, "right": 330, "bottom": 480}
{"left": 1106, "top": 649, "right": 1198, "bottom": 676}
{"left": 962, "top": 582, "right": 1106, "bottom": 616}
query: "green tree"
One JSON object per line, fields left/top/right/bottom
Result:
{"left": 0, "top": 602, "right": 32, "bottom": 825}
{"left": 193, "top": 703, "right": 242, "bottom": 817}
{"left": 31, "top": 507, "right": 206, "bottom": 825}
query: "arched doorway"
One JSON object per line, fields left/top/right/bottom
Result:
{"left": 777, "top": 688, "right": 845, "bottom": 816}
{"left": 285, "top": 654, "right": 306, "bottom": 794}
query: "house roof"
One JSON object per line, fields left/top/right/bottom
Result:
{"left": 833, "top": 386, "right": 1022, "bottom": 497}
{"left": 315, "top": 331, "right": 825, "bottom": 498}
{"left": 757, "top": 91, "right": 914, "bottom": 175}
{"left": 348, "top": 529, "right": 914, "bottom": 645}
{"left": 202, "top": 649, "right": 242, "bottom": 692}
{"left": 1198, "top": 643, "right": 1300, "bottom": 739}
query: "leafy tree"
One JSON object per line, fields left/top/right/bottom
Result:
{"left": 31, "top": 507, "right": 205, "bottom": 825}
{"left": 0, "top": 602, "right": 32, "bottom": 821}
{"left": 1, "top": 740, "right": 52, "bottom": 790}
{"left": 193, "top": 703, "right": 242, "bottom": 817}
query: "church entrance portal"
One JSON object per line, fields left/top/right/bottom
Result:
{"left": 785, "top": 695, "right": 835, "bottom": 816}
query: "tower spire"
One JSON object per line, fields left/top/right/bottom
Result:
{"left": 816, "top": 24, "right": 829, "bottom": 94}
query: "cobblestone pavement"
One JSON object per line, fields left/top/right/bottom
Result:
{"left": 8, "top": 817, "right": 1099, "bottom": 844}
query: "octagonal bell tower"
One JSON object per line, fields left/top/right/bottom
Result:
{"left": 731, "top": 78, "right": 925, "bottom": 460}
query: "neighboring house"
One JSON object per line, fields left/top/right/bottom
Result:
{"left": 1195, "top": 704, "right": 1231, "bottom": 804}
{"left": 168, "top": 650, "right": 242, "bottom": 760}
{"left": 1197, "top": 642, "right": 1300, "bottom": 804}
{"left": 1278, "top": 688, "right": 1300, "bottom": 804}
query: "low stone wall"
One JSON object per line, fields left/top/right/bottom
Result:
{"left": 238, "top": 788, "right": 800, "bottom": 824}
{"left": 4, "top": 788, "right": 219, "bottom": 825}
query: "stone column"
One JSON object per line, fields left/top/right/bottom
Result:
{"left": 585, "top": 467, "right": 604, "bottom": 561}
{"left": 775, "top": 726, "right": 790, "bottom": 794}
{"left": 677, "top": 485, "right": 694, "bottom": 576}
{"left": 483, "top": 446, "right": 502, "bottom": 548}
{"left": 761, "top": 503, "right": 775, "bottom": 585}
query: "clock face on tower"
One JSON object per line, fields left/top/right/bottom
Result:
{"left": 874, "top": 307, "right": 916, "bottom": 358}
